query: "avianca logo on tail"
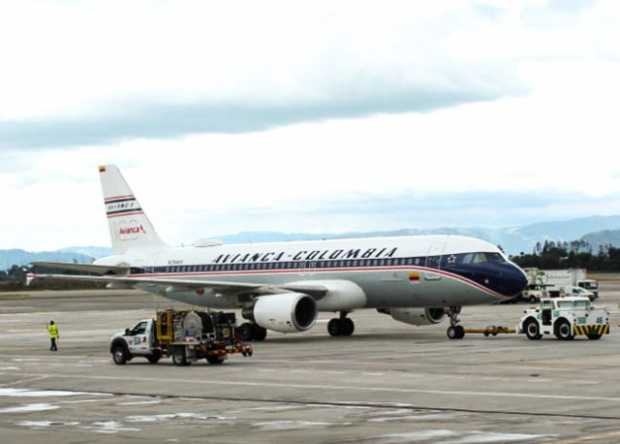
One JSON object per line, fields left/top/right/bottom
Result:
{"left": 120, "top": 225, "right": 146, "bottom": 235}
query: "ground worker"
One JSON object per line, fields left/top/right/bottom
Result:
{"left": 48, "top": 320, "right": 59, "bottom": 351}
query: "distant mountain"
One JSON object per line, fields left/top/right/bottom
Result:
{"left": 515, "top": 215, "right": 620, "bottom": 242}
{"left": 58, "top": 246, "right": 112, "bottom": 259}
{"left": 3, "top": 215, "right": 620, "bottom": 270}
{"left": 217, "top": 215, "right": 620, "bottom": 255}
{"left": 0, "top": 249, "right": 95, "bottom": 271}
{"left": 581, "top": 229, "right": 620, "bottom": 251}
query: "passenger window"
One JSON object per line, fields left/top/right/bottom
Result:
{"left": 426, "top": 256, "right": 441, "bottom": 269}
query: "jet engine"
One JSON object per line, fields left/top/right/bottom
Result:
{"left": 252, "top": 293, "right": 318, "bottom": 333}
{"left": 382, "top": 307, "right": 446, "bottom": 326}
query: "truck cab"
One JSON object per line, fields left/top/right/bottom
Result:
{"left": 577, "top": 279, "right": 599, "bottom": 299}
{"left": 564, "top": 285, "right": 596, "bottom": 301}
{"left": 111, "top": 319, "right": 161, "bottom": 364}
{"left": 522, "top": 284, "right": 545, "bottom": 303}
{"left": 519, "top": 296, "right": 609, "bottom": 341}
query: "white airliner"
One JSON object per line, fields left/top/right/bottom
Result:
{"left": 32, "top": 165, "right": 527, "bottom": 341}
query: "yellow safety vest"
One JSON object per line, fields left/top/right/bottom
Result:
{"left": 48, "top": 324, "right": 59, "bottom": 338}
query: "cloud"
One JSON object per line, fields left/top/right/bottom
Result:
{"left": 0, "top": 85, "right": 512, "bottom": 149}
{"left": 0, "top": 1, "right": 533, "bottom": 149}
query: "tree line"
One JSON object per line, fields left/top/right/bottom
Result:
{"left": 2, "top": 238, "right": 620, "bottom": 291}
{"left": 511, "top": 240, "right": 620, "bottom": 271}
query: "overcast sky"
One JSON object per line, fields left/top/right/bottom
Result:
{"left": 2, "top": 0, "right": 620, "bottom": 250}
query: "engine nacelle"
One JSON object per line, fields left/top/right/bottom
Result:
{"left": 386, "top": 307, "right": 446, "bottom": 326}
{"left": 253, "top": 293, "right": 318, "bottom": 333}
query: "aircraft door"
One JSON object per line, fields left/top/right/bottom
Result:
{"left": 542, "top": 309, "right": 552, "bottom": 326}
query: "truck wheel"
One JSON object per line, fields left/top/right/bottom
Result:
{"left": 172, "top": 349, "right": 189, "bottom": 366}
{"left": 147, "top": 352, "right": 161, "bottom": 364}
{"left": 554, "top": 319, "right": 574, "bottom": 341}
{"left": 587, "top": 333, "right": 602, "bottom": 340}
{"left": 207, "top": 355, "right": 225, "bottom": 365}
{"left": 112, "top": 345, "right": 129, "bottom": 365}
{"left": 525, "top": 319, "right": 542, "bottom": 340}
{"left": 528, "top": 295, "right": 538, "bottom": 303}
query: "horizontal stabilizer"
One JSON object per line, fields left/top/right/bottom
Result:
{"left": 31, "top": 262, "right": 129, "bottom": 276}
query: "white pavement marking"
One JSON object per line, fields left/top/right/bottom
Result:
{"left": 11, "top": 372, "right": 620, "bottom": 404}
{"left": 1, "top": 375, "right": 49, "bottom": 387}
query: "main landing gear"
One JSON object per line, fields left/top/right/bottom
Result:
{"left": 446, "top": 306, "right": 465, "bottom": 340}
{"left": 328, "top": 312, "right": 355, "bottom": 337}
{"left": 239, "top": 322, "right": 268, "bottom": 342}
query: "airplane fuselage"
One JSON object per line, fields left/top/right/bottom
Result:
{"left": 96, "top": 234, "right": 527, "bottom": 311}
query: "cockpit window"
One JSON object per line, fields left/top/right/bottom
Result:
{"left": 448, "top": 252, "right": 506, "bottom": 265}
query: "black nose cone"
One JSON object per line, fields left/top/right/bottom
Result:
{"left": 498, "top": 265, "right": 528, "bottom": 297}
{"left": 478, "top": 263, "right": 528, "bottom": 297}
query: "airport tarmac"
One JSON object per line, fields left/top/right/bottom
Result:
{"left": 2, "top": 281, "right": 620, "bottom": 443}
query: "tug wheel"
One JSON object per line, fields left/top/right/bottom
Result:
{"left": 525, "top": 319, "right": 542, "bottom": 340}
{"left": 587, "top": 333, "right": 602, "bottom": 340}
{"left": 554, "top": 319, "right": 574, "bottom": 341}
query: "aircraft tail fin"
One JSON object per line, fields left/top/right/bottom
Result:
{"left": 99, "top": 165, "right": 166, "bottom": 254}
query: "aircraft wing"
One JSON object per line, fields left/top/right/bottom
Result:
{"left": 28, "top": 273, "right": 329, "bottom": 299}
{"left": 31, "top": 262, "right": 129, "bottom": 276}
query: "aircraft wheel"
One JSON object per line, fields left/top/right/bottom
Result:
{"left": 327, "top": 318, "right": 341, "bottom": 337}
{"left": 252, "top": 325, "right": 268, "bottom": 341}
{"left": 455, "top": 325, "right": 465, "bottom": 339}
{"left": 239, "top": 322, "right": 254, "bottom": 342}
{"left": 341, "top": 318, "right": 355, "bottom": 337}
{"left": 446, "top": 325, "right": 465, "bottom": 339}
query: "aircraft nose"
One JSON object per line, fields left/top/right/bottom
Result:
{"left": 503, "top": 263, "right": 528, "bottom": 297}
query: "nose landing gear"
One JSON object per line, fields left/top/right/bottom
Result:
{"left": 446, "top": 306, "right": 465, "bottom": 340}
{"left": 328, "top": 312, "right": 355, "bottom": 337}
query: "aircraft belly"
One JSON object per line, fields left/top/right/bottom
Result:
{"left": 149, "top": 269, "right": 495, "bottom": 308}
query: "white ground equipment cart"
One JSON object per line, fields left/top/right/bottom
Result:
{"left": 518, "top": 296, "right": 609, "bottom": 341}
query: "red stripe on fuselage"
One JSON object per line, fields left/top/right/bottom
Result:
{"left": 129, "top": 265, "right": 506, "bottom": 300}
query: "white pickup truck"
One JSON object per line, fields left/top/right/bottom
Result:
{"left": 518, "top": 296, "right": 609, "bottom": 340}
